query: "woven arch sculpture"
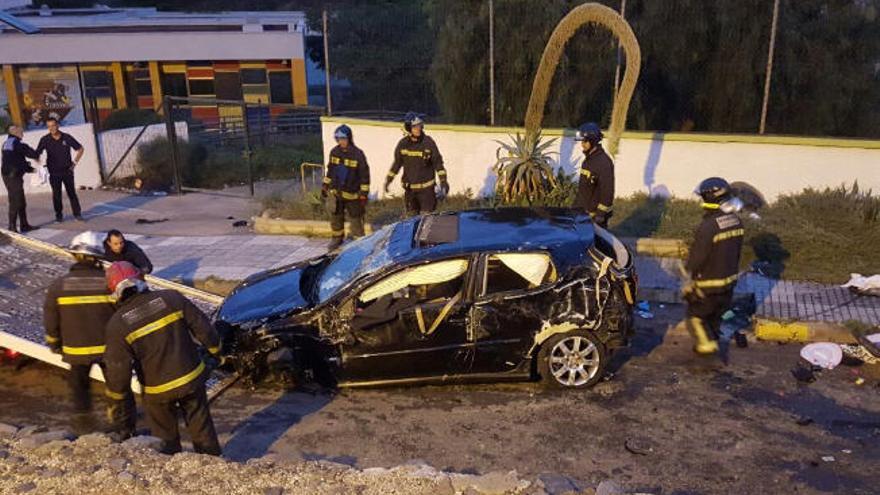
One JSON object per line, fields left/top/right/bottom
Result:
{"left": 523, "top": 3, "right": 641, "bottom": 156}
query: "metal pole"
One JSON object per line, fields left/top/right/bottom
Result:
{"left": 759, "top": 0, "right": 780, "bottom": 135}
{"left": 322, "top": 10, "right": 333, "bottom": 116}
{"left": 613, "top": 0, "right": 627, "bottom": 101}
{"left": 488, "top": 0, "right": 495, "bottom": 126}
{"left": 162, "top": 96, "right": 183, "bottom": 196}
{"left": 241, "top": 100, "right": 254, "bottom": 197}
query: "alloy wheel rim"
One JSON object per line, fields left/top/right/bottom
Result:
{"left": 549, "top": 336, "right": 600, "bottom": 386}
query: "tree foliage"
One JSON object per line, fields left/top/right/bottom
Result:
{"left": 46, "top": 0, "right": 880, "bottom": 137}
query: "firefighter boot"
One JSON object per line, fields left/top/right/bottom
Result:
{"left": 687, "top": 317, "right": 719, "bottom": 355}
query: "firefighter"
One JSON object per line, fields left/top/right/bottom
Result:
{"left": 322, "top": 124, "right": 370, "bottom": 251}
{"left": 43, "top": 232, "right": 133, "bottom": 432}
{"left": 384, "top": 112, "right": 449, "bottom": 216}
{"left": 573, "top": 123, "right": 614, "bottom": 228}
{"left": 682, "top": 177, "right": 745, "bottom": 355}
{"left": 103, "top": 261, "right": 223, "bottom": 455}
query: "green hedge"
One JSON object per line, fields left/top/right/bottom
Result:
{"left": 263, "top": 183, "right": 879, "bottom": 284}
{"left": 102, "top": 109, "right": 162, "bottom": 131}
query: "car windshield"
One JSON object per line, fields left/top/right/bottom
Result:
{"left": 316, "top": 224, "right": 397, "bottom": 303}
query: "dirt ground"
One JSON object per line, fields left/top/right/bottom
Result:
{"left": 2, "top": 304, "right": 879, "bottom": 495}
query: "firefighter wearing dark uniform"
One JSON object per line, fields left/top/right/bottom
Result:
{"left": 323, "top": 124, "right": 370, "bottom": 251}
{"left": 43, "top": 232, "right": 133, "bottom": 432}
{"left": 384, "top": 112, "right": 449, "bottom": 216}
{"left": 103, "top": 261, "right": 222, "bottom": 455}
{"left": 683, "top": 177, "right": 745, "bottom": 355}
{"left": 573, "top": 123, "right": 614, "bottom": 228}
{"left": 2, "top": 125, "right": 39, "bottom": 232}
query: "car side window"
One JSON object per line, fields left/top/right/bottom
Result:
{"left": 352, "top": 259, "right": 469, "bottom": 331}
{"left": 483, "top": 253, "right": 557, "bottom": 296}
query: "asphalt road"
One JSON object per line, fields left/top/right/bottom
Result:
{"left": 1, "top": 305, "right": 878, "bottom": 494}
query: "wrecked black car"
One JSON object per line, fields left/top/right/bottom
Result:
{"left": 215, "top": 208, "right": 636, "bottom": 389}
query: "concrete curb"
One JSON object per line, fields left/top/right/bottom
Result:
{"left": 622, "top": 237, "right": 688, "bottom": 258}
{"left": 753, "top": 319, "right": 858, "bottom": 344}
{"left": 252, "top": 216, "right": 375, "bottom": 237}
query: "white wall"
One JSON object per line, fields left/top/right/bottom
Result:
{"left": 98, "top": 122, "right": 188, "bottom": 180}
{"left": 1, "top": 123, "right": 101, "bottom": 198}
{"left": 321, "top": 118, "right": 880, "bottom": 202}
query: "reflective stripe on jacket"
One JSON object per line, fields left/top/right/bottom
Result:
{"left": 104, "top": 289, "right": 220, "bottom": 402}
{"left": 43, "top": 262, "right": 115, "bottom": 365}
{"left": 686, "top": 209, "right": 744, "bottom": 294}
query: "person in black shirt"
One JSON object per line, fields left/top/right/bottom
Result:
{"left": 103, "top": 229, "right": 153, "bottom": 274}
{"left": 35, "top": 117, "right": 84, "bottom": 222}
{"left": 2, "top": 125, "right": 40, "bottom": 232}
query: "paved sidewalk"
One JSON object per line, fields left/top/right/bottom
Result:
{"left": 636, "top": 256, "right": 880, "bottom": 325}
{"left": 27, "top": 227, "right": 327, "bottom": 282}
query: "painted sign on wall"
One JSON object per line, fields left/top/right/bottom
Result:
{"left": 18, "top": 66, "right": 84, "bottom": 128}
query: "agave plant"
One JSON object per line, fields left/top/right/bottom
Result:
{"left": 493, "top": 131, "right": 559, "bottom": 205}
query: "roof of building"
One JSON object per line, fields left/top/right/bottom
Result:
{"left": 1, "top": 4, "right": 307, "bottom": 34}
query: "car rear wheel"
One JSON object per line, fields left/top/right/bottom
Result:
{"left": 538, "top": 331, "right": 607, "bottom": 389}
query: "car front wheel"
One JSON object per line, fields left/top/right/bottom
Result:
{"left": 538, "top": 331, "right": 607, "bottom": 389}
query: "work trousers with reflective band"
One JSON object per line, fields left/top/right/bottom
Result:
{"left": 404, "top": 187, "right": 436, "bottom": 216}
{"left": 3, "top": 174, "right": 28, "bottom": 229}
{"left": 330, "top": 198, "right": 365, "bottom": 239}
{"left": 686, "top": 289, "right": 733, "bottom": 349}
{"left": 145, "top": 385, "right": 221, "bottom": 456}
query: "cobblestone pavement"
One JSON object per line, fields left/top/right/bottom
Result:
{"left": 24, "top": 228, "right": 328, "bottom": 282}
{"left": 636, "top": 256, "right": 880, "bottom": 325}
{"left": 0, "top": 237, "right": 219, "bottom": 344}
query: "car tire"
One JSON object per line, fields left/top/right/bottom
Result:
{"left": 537, "top": 330, "right": 607, "bottom": 389}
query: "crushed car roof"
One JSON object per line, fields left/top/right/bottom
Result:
{"left": 396, "top": 208, "right": 595, "bottom": 271}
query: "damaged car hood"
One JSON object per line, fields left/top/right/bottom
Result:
{"left": 216, "top": 264, "right": 313, "bottom": 326}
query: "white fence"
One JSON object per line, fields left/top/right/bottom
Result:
{"left": 0, "top": 123, "right": 100, "bottom": 198}
{"left": 98, "top": 122, "right": 188, "bottom": 181}
{"left": 321, "top": 117, "right": 880, "bottom": 202}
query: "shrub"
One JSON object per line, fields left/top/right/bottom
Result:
{"left": 135, "top": 137, "right": 205, "bottom": 191}
{"left": 493, "top": 131, "right": 558, "bottom": 205}
{"left": 102, "top": 108, "right": 162, "bottom": 131}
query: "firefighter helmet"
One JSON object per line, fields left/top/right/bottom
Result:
{"left": 403, "top": 112, "right": 425, "bottom": 134}
{"left": 106, "top": 261, "right": 144, "bottom": 299}
{"left": 574, "top": 122, "right": 603, "bottom": 145}
{"left": 696, "top": 177, "right": 732, "bottom": 204}
{"left": 68, "top": 231, "right": 104, "bottom": 257}
{"left": 333, "top": 124, "right": 352, "bottom": 141}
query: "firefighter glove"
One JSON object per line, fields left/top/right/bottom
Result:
{"left": 439, "top": 181, "right": 450, "bottom": 198}
{"left": 681, "top": 281, "right": 705, "bottom": 303}
{"left": 360, "top": 194, "right": 368, "bottom": 207}
{"left": 48, "top": 341, "right": 61, "bottom": 354}
{"left": 383, "top": 176, "right": 393, "bottom": 194}
{"left": 320, "top": 184, "right": 329, "bottom": 199}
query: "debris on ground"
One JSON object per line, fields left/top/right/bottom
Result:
{"left": 636, "top": 301, "right": 654, "bottom": 319}
{"left": 624, "top": 438, "right": 654, "bottom": 456}
{"left": 0, "top": 428, "right": 545, "bottom": 495}
{"left": 841, "top": 273, "right": 880, "bottom": 297}
{"left": 134, "top": 218, "right": 169, "bottom": 224}
{"left": 799, "top": 342, "right": 843, "bottom": 370}
{"left": 232, "top": 220, "right": 248, "bottom": 227}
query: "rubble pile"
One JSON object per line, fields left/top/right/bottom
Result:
{"left": 0, "top": 422, "right": 550, "bottom": 495}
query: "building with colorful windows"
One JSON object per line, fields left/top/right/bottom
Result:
{"left": 0, "top": 4, "right": 309, "bottom": 129}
